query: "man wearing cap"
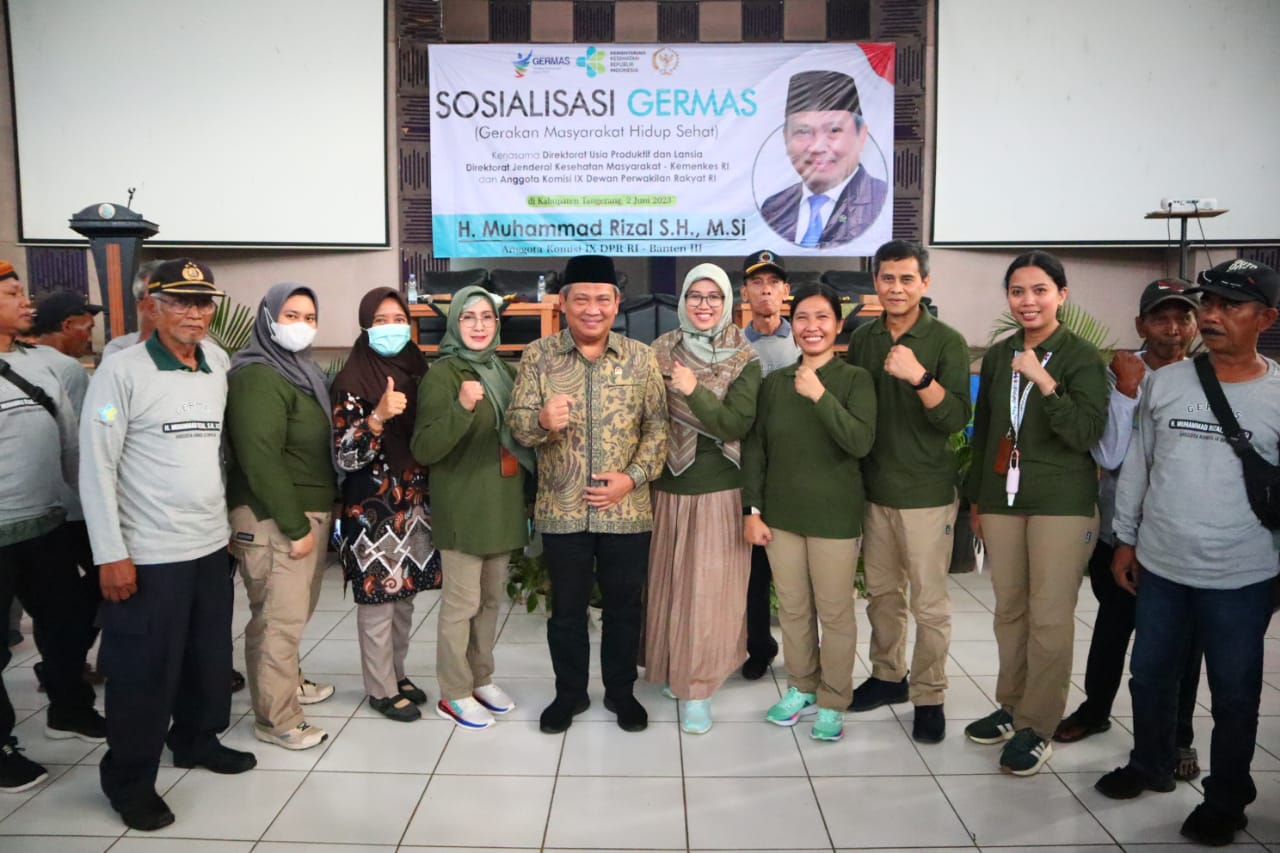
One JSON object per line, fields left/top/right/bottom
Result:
{"left": 1060, "top": 281, "right": 1202, "bottom": 760}
{"left": 0, "top": 260, "right": 104, "bottom": 794}
{"left": 844, "top": 241, "right": 971, "bottom": 743}
{"left": 508, "top": 255, "right": 668, "bottom": 735}
{"left": 25, "top": 290, "right": 102, "bottom": 359}
{"left": 80, "top": 258, "right": 253, "bottom": 831}
{"left": 760, "top": 70, "right": 888, "bottom": 249}
{"left": 1105, "top": 260, "right": 1280, "bottom": 845}
{"left": 738, "top": 249, "right": 799, "bottom": 679}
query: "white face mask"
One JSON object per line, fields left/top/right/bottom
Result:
{"left": 268, "top": 310, "right": 317, "bottom": 353}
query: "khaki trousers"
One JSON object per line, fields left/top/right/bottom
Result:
{"left": 765, "top": 528, "right": 860, "bottom": 711}
{"left": 982, "top": 511, "right": 1099, "bottom": 739}
{"left": 229, "top": 506, "right": 331, "bottom": 734}
{"left": 862, "top": 499, "right": 959, "bottom": 706}
{"left": 357, "top": 597, "right": 415, "bottom": 699}
{"left": 437, "top": 549, "right": 509, "bottom": 700}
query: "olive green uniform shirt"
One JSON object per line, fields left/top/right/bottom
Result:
{"left": 742, "top": 358, "right": 877, "bottom": 538}
{"left": 963, "top": 325, "right": 1107, "bottom": 517}
{"left": 846, "top": 308, "right": 972, "bottom": 508}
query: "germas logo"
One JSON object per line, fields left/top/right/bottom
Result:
{"left": 513, "top": 51, "right": 532, "bottom": 78}
{"left": 576, "top": 46, "right": 606, "bottom": 78}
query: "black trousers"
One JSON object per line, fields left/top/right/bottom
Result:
{"left": 0, "top": 524, "right": 97, "bottom": 740}
{"left": 98, "top": 549, "right": 232, "bottom": 810}
{"left": 1078, "top": 539, "right": 1201, "bottom": 747}
{"left": 746, "top": 545, "right": 779, "bottom": 661}
{"left": 543, "top": 531, "right": 649, "bottom": 699}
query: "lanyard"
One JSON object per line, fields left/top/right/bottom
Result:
{"left": 1008, "top": 352, "right": 1053, "bottom": 448}
{"left": 1005, "top": 352, "right": 1052, "bottom": 506}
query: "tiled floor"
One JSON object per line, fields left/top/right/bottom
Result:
{"left": 2, "top": 561, "right": 1279, "bottom": 852}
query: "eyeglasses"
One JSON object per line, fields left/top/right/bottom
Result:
{"left": 684, "top": 293, "right": 724, "bottom": 307}
{"left": 155, "top": 296, "right": 216, "bottom": 317}
{"left": 459, "top": 314, "right": 497, "bottom": 327}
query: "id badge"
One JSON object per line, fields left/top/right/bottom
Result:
{"left": 993, "top": 433, "right": 1014, "bottom": 475}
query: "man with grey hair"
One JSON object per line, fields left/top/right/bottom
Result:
{"left": 100, "top": 260, "right": 164, "bottom": 361}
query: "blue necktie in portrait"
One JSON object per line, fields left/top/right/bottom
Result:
{"left": 800, "top": 194, "right": 828, "bottom": 248}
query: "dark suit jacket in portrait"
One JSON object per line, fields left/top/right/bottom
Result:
{"left": 760, "top": 169, "right": 889, "bottom": 249}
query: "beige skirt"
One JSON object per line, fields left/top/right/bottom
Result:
{"left": 643, "top": 487, "right": 750, "bottom": 700}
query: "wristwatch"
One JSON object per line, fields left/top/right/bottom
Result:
{"left": 742, "top": 506, "right": 761, "bottom": 517}
{"left": 911, "top": 371, "right": 934, "bottom": 391}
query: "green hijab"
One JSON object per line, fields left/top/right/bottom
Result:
{"left": 438, "top": 285, "right": 536, "bottom": 474}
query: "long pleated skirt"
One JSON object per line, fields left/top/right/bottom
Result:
{"left": 643, "top": 487, "right": 750, "bottom": 700}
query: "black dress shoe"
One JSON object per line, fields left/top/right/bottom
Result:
{"left": 119, "top": 793, "right": 175, "bottom": 831}
{"left": 849, "top": 676, "right": 909, "bottom": 712}
{"left": 171, "top": 743, "right": 257, "bottom": 774}
{"left": 741, "top": 654, "right": 775, "bottom": 681}
{"left": 1095, "top": 764, "right": 1175, "bottom": 800}
{"left": 912, "top": 704, "right": 946, "bottom": 744}
{"left": 230, "top": 669, "right": 246, "bottom": 693}
{"left": 1180, "top": 802, "right": 1248, "bottom": 846}
{"left": 603, "top": 692, "right": 648, "bottom": 732}
{"left": 539, "top": 695, "right": 590, "bottom": 734}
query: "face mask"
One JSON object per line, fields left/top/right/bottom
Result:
{"left": 267, "top": 309, "right": 318, "bottom": 353}
{"left": 367, "top": 323, "right": 411, "bottom": 357}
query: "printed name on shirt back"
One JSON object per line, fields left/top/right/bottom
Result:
{"left": 163, "top": 420, "right": 222, "bottom": 434}
{"left": 0, "top": 396, "right": 42, "bottom": 413}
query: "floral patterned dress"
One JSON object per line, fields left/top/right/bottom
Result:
{"left": 333, "top": 391, "right": 441, "bottom": 604}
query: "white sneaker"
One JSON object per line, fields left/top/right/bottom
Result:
{"left": 473, "top": 682, "right": 516, "bottom": 714}
{"left": 254, "top": 721, "right": 329, "bottom": 751}
{"left": 436, "top": 697, "right": 495, "bottom": 730}
{"left": 297, "top": 679, "right": 335, "bottom": 705}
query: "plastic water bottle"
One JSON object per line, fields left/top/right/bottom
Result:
{"left": 406, "top": 272, "right": 419, "bottom": 305}
{"left": 536, "top": 273, "right": 547, "bottom": 302}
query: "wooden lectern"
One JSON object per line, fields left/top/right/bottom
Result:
{"left": 68, "top": 203, "right": 159, "bottom": 341}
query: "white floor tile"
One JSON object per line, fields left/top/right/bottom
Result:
{"left": 260, "top": 771, "right": 427, "bottom": 845}
{"left": 680, "top": 721, "right": 807, "bottom": 777}
{"left": 0, "top": 764, "right": 184, "bottom": 837}
{"left": 127, "top": 768, "right": 304, "bottom": 841}
{"left": 402, "top": 774, "right": 553, "bottom": 848}
{"left": 299, "top": 607, "right": 347, "bottom": 641}
{"left": 685, "top": 776, "right": 828, "bottom": 849}
{"left": 498, "top": 612, "right": 551, "bottom": 644}
{"left": 938, "top": 772, "right": 1112, "bottom": 847}
{"left": 560, "top": 720, "right": 681, "bottom": 776}
{"left": 113, "top": 840, "right": 253, "bottom": 852}
{"left": 256, "top": 845, "right": 394, "bottom": 853}
{"left": 976, "top": 847, "right": 1122, "bottom": 852}
{"left": 299, "top": 639, "right": 366, "bottom": 675}
{"left": 947, "top": 641, "right": 1002, "bottom": 676}
{"left": 0, "top": 763, "right": 73, "bottom": 821}
{"left": 1248, "top": 771, "right": 1280, "bottom": 843}
{"left": 545, "top": 776, "right": 686, "bottom": 849}
{"left": 797, "top": 719, "right": 930, "bottom": 776}
{"left": 0, "top": 838, "right": 113, "bottom": 852}
{"left": 1044, "top": 722, "right": 1136, "bottom": 773}
{"left": 316, "top": 717, "right": 452, "bottom": 773}
{"left": 814, "top": 775, "right": 972, "bottom": 847}
{"left": 435, "top": 718, "right": 562, "bottom": 775}
{"left": 914, "top": 719, "right": 1006, "bottom": 775}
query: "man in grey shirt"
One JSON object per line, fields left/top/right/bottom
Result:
{"left": 80, "top": 259, "right": 252, "bottom": 832}
{"left": 100, "top": 260, "right": 163, "bottom": 361}
{"left": 738, "top": 250, "right": 800, "bottom": 679}
{"left": 1105, "top": 259, "right": 1280, "bottom": 846}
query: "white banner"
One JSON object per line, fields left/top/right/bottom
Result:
{"left": 428, "top": 43, "right": 894, "bottom": 258}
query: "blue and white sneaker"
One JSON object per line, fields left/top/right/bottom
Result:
{"left": 473, "top": 683, "right": 516, "bottom": 714}
{"left": 436, "top": 697, "right": 495, "bottom": 730}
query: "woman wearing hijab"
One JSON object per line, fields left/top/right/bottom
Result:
{"left": 742, "top": 283, "right": 877, "bottom": 743}
{"left": 227, "top": 283, "right": 338, "bottom": 751}
{"left": 645, "top": 264, "right": 761, "bottom": 735}
{"left": 331, "top": 287, "right": 441, "bottom": 723}
{"left": 411, "top": 286, "right": 534, "bottom": 730}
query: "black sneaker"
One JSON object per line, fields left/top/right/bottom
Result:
{"left": 849, "top": 676, "right": 909, "bottom": 712}
{"left": 171, "top": 743, "right": 257, "bottom": 774}
{"left": 741, "top": 653, "right": 776, "bottom": 681}
{"left": 1180, "top": 802, "right": 1248, "bottom": 847}
{"left": 603, "top": 692, "right": 648, "bottom": 732}
{"left": 0, "top": 737, "right": 48, "bottom": 793}
{"left": 912, "top": 704, "right": 946, "bottom": 744}
{"left": 119, "top": 792, "right": 176, "bottom": 832}
{"left": 1094, "top": 764, "right": 1176, "bottom": 800}
{"left": 999, "top": 728, "right": 1053, "bottom": 776}
{"left": 46, "top": 708, "right": 107, "bottom": 743}
{"left": 539, "top": 694, "right": 591, "bottom": 734}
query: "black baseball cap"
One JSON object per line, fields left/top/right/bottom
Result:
{"left": 1138, "top": 279, "right": 1197, "bottom": 316}
{"left": 742, "top": 250, "right": 787, "bottom": 281}
{"left": 146, "top": 258, "right": 225, "bottom": 297}
{"left": 31, "top": 291, "right": 103, "bottom": 335}
{"left": 1186, "top": 259, "right": 1279, "bottom": 308}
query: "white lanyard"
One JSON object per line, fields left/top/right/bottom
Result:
{"left": 1005, "top": 352, "right": 1052, "bottom": 505}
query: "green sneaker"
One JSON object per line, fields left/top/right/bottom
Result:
{"left": 964, "top": 708, "right": 1016, "bottom": 744}
{"left": 810, "top": 708, "right": 844, "bottom": 742}
{"left": 765, "top": 687, "right": 818, "bottom": 727}
{"left": 999, "top": 728, "right": 1053, "bottom": 776}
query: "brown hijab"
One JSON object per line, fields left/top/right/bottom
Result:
{"left": 330, "top": 287, "right": 427, "bottom": 474}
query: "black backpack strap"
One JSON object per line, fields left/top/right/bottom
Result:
{"left": 0, "top": 358, "right": 58, "bottom": 419}
{"left": 1192, "top": 353, "right": 1254, "bottom": 458}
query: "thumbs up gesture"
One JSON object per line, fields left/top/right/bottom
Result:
{"left": 669, "top": 359, "right": 697, "bottom": 395}
{"left": 373, "top": 376, "right": 407, "bottom": 427}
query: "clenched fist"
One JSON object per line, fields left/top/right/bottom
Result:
{"left": 458, "top": 379, "right": 485, "bottom": 412}
{"left": 794, "top": 364, "right": 826, "bottom": 402}
{"left": 884, "top": 344, "right": 926, "bottom": 385}
{"left": 669, "top": 359, "right": 697, "bottom": 396}
{"left": 1110, "top": 350, "right": 1145, "bottom": 399}
{"left": 539, "top": 393, "right": 574, "bottom": 432}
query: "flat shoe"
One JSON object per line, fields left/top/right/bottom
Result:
{"left": 369, "top": 695, "right": 422, "bottom": 722}
{"left": 397, "top": 679, "right": 428, "bottom": 705}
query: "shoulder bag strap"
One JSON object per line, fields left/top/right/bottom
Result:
{"left": 0, "top": 358, "right": 58, "bottom": 419}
